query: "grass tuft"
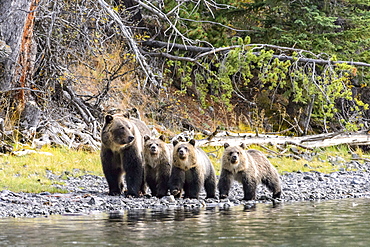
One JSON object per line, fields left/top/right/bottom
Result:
{"left": 1, "top": 146, "right": 102, "bottom": 193}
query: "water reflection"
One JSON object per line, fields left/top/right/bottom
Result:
{"left": 0, "top": 198, "right": 369, "bottom": 246}
{"left": 107, "top": 203, "right": 259, "bottom": 223}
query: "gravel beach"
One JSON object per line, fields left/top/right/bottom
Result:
{"left": 0, "top": 161, "right": 369, "bottom": 218}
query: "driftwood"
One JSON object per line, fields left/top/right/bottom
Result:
{"left": 197, "top": 130, "right": 370, "bottom": 149}
{"left": 0, "top": 115, "right": 101, "bottom": 154}
{"left": 31, "top": 119, "right": 101, "bottom": 151}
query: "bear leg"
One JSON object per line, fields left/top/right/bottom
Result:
{"left": 169, "top": 166, "right": 185, "bottom": 197}
{"left": 204, "top": 168, "right": 216, "bottom": 198}
{"left": 263, "top": 175, "right": 282, "bottom": 199}
{"left": 123, "top": 155, "right": 144, "bottom": 197}
{"left": 139, "top": 172, "right": 147, "bottom": 196}
{"left": 241, "top": 172, "right": 257, "bottom": 200}
{"left": 145, "top": 165, "right": 158, "bottom": 196}
{"left": 156, "top": 163, "right": 171, "bottom": 198}
{"left": 101, "top": 150, "right": 123, "bottom": 196}
{"left": 184, "top": 168, "right": 203, "bottom": 199}
{"left": 124, "top": 167, "right": 143, "bottom": 197}
{"left": 218, "top": 169, "right": 233, "bottom": 199}
{"left": 119, "top": 147, "right": 146, "bottom": 197}
{"left": 106, "top": 173, "right": 123, "bottom": 196}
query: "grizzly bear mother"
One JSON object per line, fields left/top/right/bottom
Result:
{"left": 100, "top": 113, "right": 150, "bottom": 196}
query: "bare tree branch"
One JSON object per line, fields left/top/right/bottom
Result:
{"left": 98, "top": 0, "right": 161, "bottom": 90}
{"left": 136, "top": 0, "right": 193, "bottom": 47}
{"left": 142, "top": 40, "right": 370, "bottom": 67}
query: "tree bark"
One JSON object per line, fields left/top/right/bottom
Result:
{"left": 0, "top": 0, "right": 39, "bottom": 106}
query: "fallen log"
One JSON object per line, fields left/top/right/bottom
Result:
{"left": 197, "top": 131, "right": 370, "bottom": 149}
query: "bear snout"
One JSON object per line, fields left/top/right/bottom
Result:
{"left": 128, "top": 136, "right": 135, "bottom": 143}
{"left": 150, "top": 145, "right": 158, "bottom": 154}
{"left": 230, "top": 155, "right": 239, "bottom": 163}
{"left": 113, "top": 135, "right": 135, "bottom": 145}
{"left": 178, "top": 149, "right": 187, "bottom": 159}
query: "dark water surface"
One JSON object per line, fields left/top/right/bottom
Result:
{"left": 1, "top": 198, "right": 369, "bottom": 246}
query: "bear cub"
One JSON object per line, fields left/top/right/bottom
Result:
{"left": 100, "top": 113, "right": 150, "bottom": 196}
{"left": 169, "top": 139, "right": 216, "bottom": 199}
{"left": 218, "top": 143, "right": 281, "bottom": 200}
{"left": 143, "top": 135, "right": 173, "bottom": 198}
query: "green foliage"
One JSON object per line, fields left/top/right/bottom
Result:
{"left": 159, "top": 0, "right": 370, "bottom": 133}
{"left": 234, "top": 0, "right": 370, "bottom": 58}
{"left": 167, "top": 36, "right": 367, "bottom": 132}
{"left": 288, "top": 61, "right": 366, "bottom": 131}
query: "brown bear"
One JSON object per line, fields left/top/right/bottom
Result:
{"left": 100, "top": 112, "right": 150, "bottom": 196}
{"left": 218, "top": 143, "right": 281, "bottom": 200}
{"left": 143, "top": 134, "right": 173, "bottom": 198}
{"left": 169, "top": 139, "right": 216, "bottom": 199}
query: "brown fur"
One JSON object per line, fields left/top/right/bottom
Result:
{"left": 169, "top": 139, "right": 216, "bottom": 199}
{"left": 100, "top": 113, "right": 150, "bottom": 196}
{"left": 172, "top": 140, "right": 200, "bottom": 171}
{"left": 143, "top": 135, "right": 173, "bottom": 197}
{"left": 218, "top": 143, "right": 281, "bottom": 200}
{"left": 101, "top": 114, "right": 145, "bottom": 152}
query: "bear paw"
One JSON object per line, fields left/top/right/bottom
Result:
{"left": 219, "top": 194, "right": 228, "bottom": 199}
{"left": 171, "top": 189, "right": 181, "bottom": 196}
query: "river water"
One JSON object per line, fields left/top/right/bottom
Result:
{"left": 0, "top": 198, "right": 369, "bottom": 246}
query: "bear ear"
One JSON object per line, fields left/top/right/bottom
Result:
{"left": 144, "top": 135, "right": 150, "bottom": 142}
{"left": 240, "top": 143, "right": 246, "bottom": 149}
{"left": 189, "top": 139, "right": 196, "bottom": 146}
{"left": 105, "top": 114, "right": 114, "bottom": 124}
{"left": 159, "top": 135, "right": 166, "bottom": 142}
{"left": 224, "top": 143, "right": 230, "bottom": 149}
{"left": 172, "top": 140, "right": 179, "bottom": 147}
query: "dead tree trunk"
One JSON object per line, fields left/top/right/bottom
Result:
{"left": 0, "top": 0, "right": 39, "bottom": 109}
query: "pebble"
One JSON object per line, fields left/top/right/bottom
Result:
{"left": 0, "top": 163, "right": 370, "bottom": 218}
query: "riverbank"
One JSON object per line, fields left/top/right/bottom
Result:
{"left": 0, "top": 162, "right": 369, "bottom": 218}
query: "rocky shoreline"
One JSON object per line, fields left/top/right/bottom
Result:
{"left": 0, "top": 161, "right": 369, "bottom": 218}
